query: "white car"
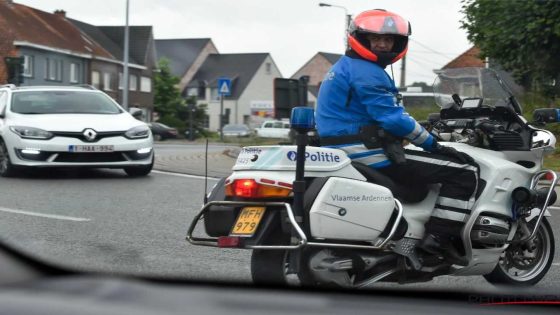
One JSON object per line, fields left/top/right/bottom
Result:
{"left": 0, "top": 85, "right": 154, "bottom": 177}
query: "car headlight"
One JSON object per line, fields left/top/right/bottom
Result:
{"left": 125, "top": 126, "right": 150, "bottom": 139}
{"left": 9, "top": 126, "right": 53, "bottom": 140}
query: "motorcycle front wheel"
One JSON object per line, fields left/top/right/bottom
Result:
{"left": 484, "top": 217, "right": 555, "bottom": 286}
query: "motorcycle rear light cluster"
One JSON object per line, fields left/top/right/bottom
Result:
{"left": 224, "top": 179, "right": 292, "bottom": 198}
{"left": 217, "top": 236, "right": 242, "bottom": 248}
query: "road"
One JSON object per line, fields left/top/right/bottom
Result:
{"left": 0, "top": 143, "right": 557, "bottom": 292}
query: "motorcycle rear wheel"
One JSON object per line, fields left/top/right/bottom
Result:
{"left": 484, "top": 217, "right": 554, "bottom": 286}
{"left": 250, "top": 249, "right": 288, "bottom": 285}
{"left": 250, "top": 225, "right": 290, "bottom": 285}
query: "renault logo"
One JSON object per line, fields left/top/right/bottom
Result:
{"left": 83, "top": 129, "right": 97, "bottom": 141}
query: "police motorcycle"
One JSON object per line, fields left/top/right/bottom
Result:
{"left": 187, "top": 68, "right": 557, "bottom": 287}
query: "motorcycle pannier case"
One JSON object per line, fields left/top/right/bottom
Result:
{"left": 309, "top": 177, "right": 395, "bottom": 241}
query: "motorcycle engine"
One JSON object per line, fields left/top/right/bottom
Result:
{"left": 470, "top": 215, "right": 511, "bottom": 247}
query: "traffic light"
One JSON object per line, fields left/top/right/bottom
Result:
{"left": 4, "top": 57, "right": 24, "bottom": 85}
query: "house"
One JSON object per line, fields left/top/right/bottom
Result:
{"left": 155, "top": 38, "right": 219, "bottom": 93}
{"left": 0, "top": 1, "right": 112, "bottom": 86}
{"left": 71, "top": 21, "right": 158, "bottom": 119}
{"left": 290, "top": 52, "right": 342, "bottom": 107}
{"left": 0, "top": 0, "right": 157, "bottom": 120}
{"left": 184, "top": 53, "right": 282, "bottom": 131}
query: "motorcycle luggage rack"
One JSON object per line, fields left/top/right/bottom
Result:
{"left": 186, "top": 200, "right": 404, "bottom": 250}
{"left": 513, "top": 170, "right": 558, "bottom": 243}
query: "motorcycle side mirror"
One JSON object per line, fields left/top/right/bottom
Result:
{"left": 532, "top": 108, "right": 560, "bottom": 124}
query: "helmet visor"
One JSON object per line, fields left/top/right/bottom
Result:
{"left": 353, "top": 11, "right": 410, "bottom": 36}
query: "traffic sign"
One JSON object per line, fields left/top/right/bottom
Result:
{"left": 218, "top": 77, "right": 231, "bottom": 96}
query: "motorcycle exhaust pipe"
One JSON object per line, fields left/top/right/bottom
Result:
{"left": 512, "top": 186, "right": 557, "bottom": 208}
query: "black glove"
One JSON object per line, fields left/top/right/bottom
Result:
{"left": 432, "top": 143, "right": 475, "bottom": 165}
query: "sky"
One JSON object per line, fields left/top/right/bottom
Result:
{"left": 15, "top": 0, "right": 473, "bottom": 86}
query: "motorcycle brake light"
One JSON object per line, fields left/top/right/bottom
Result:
{"left": 217, "top": 236, "right": 242, "bottom": 248}
{"left": 225, "top": 179, "right": 292, "bottom": 198}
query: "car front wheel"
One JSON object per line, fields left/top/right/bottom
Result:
{"left": 0, "top": 140, "right": 19, "bottom": 177}
{"left": 124, "top": 156, "right": 154, "bottom": 177}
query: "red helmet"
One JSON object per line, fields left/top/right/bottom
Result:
{"left": 347, "top": 9, "right": 411, "bottom": 66}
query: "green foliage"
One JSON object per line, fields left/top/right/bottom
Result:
{"left": 154, "top": 58, "right": 184, "bottom": 117}
{"left": 153, "top": 58, "right": 208, "bottom": 135}
{"left": 461, "top": 0, "right": 560, "bottom": 100}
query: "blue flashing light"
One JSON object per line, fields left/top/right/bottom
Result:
{"left": 556, "top": 109, "right": 560, "bottom": 122}
{"left": 290, "top": 107, "right": 315, "bottom": 130}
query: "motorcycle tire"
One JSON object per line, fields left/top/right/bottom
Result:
{"left": 484, "top": 217, "right": 554, "bottom": 286}
{"left": 250, "top": 226, "right": 290, "bottom": 285}
{"left": 250, "top": 249, "right": 288, "bottom": 285}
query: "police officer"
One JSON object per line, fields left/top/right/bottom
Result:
{"left": 316, "top": 9, "right": 478, "bottom": 266}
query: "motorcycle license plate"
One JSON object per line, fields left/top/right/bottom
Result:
{"left": 230, "top": 207, "right": 266, "bottom": 237}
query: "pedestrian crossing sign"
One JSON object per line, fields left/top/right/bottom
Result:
{"left": 218, "top": 77, "right": 231, "bottom": 96}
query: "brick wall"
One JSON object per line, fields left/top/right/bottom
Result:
{"left": 0, "top": 11, "right": 18, "bottom": 84}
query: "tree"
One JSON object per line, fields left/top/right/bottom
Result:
{"left": 461, "top": 0, "right": 560, "bottom": 101}
{"left": 153, "top": 58, "right": 208, "bottom": 134}
{"left": 154, "top": 58, "right": 184, "bottom": 117}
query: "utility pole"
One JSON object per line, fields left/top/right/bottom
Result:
{"left": 122, "top": 0, "right": 130, "bottom": 111}
{"left": 399, "top": 55, "right": 406, "bottom": 88}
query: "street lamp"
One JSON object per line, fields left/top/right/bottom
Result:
{"left": 122, "top": 0, "right": 130, "bottom": 111}
{"left": 319, "top": 2, "right": 352, "bottom": 48}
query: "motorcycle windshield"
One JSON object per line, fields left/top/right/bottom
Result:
{"left": 433, "top": 67, "right": 521, "bottom": 113}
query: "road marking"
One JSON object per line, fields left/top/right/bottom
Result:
{"left": 0, "top": 207, "right": 90, "bottom": 222}
{"left": 552, "top": 263, "right": 560, "bottom": 266}
{"left": 152, "top": 170, "right": 220, "bottom": 181}
{"left": 548, "top": 206, "right": 560, "bottom": 211}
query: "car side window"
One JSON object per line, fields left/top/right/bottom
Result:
{"left": 0, "top": 91, "right": 7, "bottom": 115}
{"left": 273, "top": 122, "right": 283, "bottom": 128}
{"left": 283, "top": 123, "right": 290, "bottom": 129}
{"left": 264, "top": 123, "right": 273, "bottom": 128}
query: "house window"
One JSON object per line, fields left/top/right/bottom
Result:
{"left": 103, "top": 73, "right": 112, "bottom": 91}
{"left": 91, "top": 71, "right": 100, "bottom": 88}
{"left": 46, "top": 58, "right": 62, "bottom": 81}
{"left": 70, "top": 63, "right": 79, "bottom": 83}
{"left": 265, "top": 62, "right": 271, "bottom": 74}
{"left": 118, "top": 73, "right": 123, "bottom": 90}
{"left": 140, "top": 76, "right": 151, "bottom": 92}
{"left": 22, "top": 55, "right": 33, "bottom": 77}
{"left": 129, "top": 75, "right": 137, "bottom": 91}
{"left": 187, "top": 88, "right": 198, "bottom": 97}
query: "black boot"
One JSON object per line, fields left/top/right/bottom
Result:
{"left": 419, "top": 234, "right": 469, "bottom": 266}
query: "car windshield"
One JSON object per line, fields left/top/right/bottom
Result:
{"left": 1, "top": 0, "right": 559, "bottom": 306}
{"left": 11, "top": 91, "right": 122, "bottom": 114}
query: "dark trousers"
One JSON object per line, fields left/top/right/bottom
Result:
{"left": 378, "top": 149, "right": 479, "bottom": 237}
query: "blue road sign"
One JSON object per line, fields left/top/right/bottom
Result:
{"left": 217, "top": 77, "right": 231, "bottom": 96}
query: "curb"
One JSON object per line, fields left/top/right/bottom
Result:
{"left": 223, "top": 147, "right": 241, "bottom": 159}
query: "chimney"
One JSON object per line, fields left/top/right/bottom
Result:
{"left": 53, "top": 9, "right": 66, "bottom": 17}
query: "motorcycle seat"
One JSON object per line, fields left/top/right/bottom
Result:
{"left": 351, "top": 162, "right": 429, "bottom": 203}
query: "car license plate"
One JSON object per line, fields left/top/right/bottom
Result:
{"left": 68, "top": 145, "right": 114, "bottom": 153}
{"left": 230, "top": 207, "right": 266, "bottom": 237}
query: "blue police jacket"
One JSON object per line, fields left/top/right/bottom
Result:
{"left": 316, "top": 55, "right": 435, "bottom": 155}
